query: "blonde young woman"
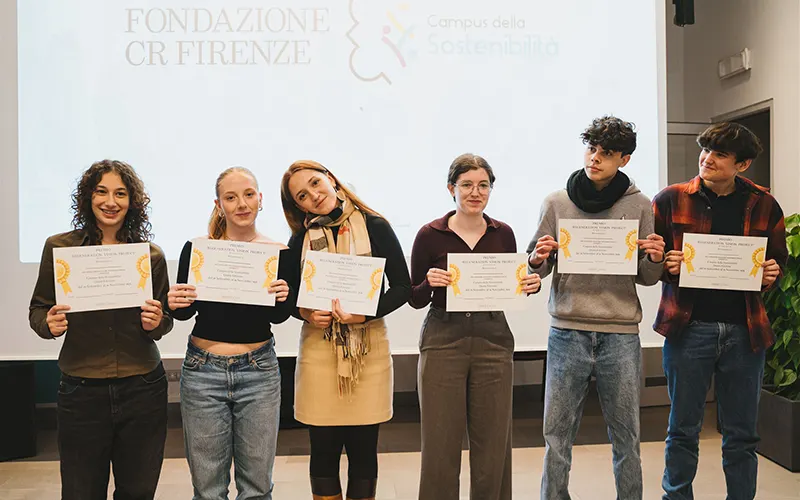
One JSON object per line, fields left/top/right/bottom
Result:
{"left": 168, "top": 167, "right": 293, "bottom": 500}
{"left": 281, "top": 160, "right": 411, "bottom": 500}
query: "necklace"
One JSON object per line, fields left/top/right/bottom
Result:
{"left": 224, "top": 233, "right": 259, "bottom": 242}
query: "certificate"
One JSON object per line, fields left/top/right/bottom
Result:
{"left": 557, "top": 219, "right": 639, "bottom": 275}
{"left": 296, "top": 250, "right": 386, "bottom": 316}
{"left": 446, "top": 253, "right": 529, "bottom": 312}
{"left": 52, "top": 242, "right": 153, "bottom": 312}
{"left": 679, "top": 233, "right": 768, "bottom": 291}
{"left": 188, "top": 238, "right": 282, "bottom": 306}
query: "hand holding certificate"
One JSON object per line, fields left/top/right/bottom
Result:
{"left": 446, "top": 253, "right": 532, "bottom": 312}
{"left": 679, "top": 233, "right": 769, "bottom": 291}
{"left": 187, "top": 238, "right": 283, "bottom": 306}
{"left": 296, "top": 250, "right": 386, "bottom": 316}
{"left": 557, "top": 219, "right": 640, "bottom": 275}
{"left": 53, "top": 242, "right": 153, "bottom": 313}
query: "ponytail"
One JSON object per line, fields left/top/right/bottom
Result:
{"left": 208, "top": 204, "right": 226, "bottom": 240}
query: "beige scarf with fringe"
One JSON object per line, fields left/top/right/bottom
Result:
{"left": 301, "top": 194, "right": 372, "bottom": 398}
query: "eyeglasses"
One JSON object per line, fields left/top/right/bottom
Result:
{"left": 455, "top": 181, "right": 493, "bottom": 195}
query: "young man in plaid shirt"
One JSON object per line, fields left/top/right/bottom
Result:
{"left": 653, "top": 122, "right": 788, "bottom": 500}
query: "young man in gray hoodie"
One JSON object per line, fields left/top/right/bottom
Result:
{"left": 527, "top": 116, "right": 665, "bottom": 500}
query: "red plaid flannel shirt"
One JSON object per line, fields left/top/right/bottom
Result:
{"left": 652, "top": 176, "right": 787, "bottom": 352}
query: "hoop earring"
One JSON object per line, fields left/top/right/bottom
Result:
{"left": 218, "top": 211, "right": 224, "bottom": 218}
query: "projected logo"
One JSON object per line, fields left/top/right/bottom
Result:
{"left": 347, "top": 0, "right": 416, "bottom": 85}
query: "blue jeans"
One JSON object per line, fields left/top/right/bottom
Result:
{"left": 662, "top": 322, "right": 765, "bottom": 500}
{"left": 180, "top": 339, "right": 281, "bottom": 500}
{"left": 541, "top": 328, "right": 642, "bottom": 500}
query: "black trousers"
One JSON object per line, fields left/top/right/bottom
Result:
{"left": 308, "top": 424, "right": 380, "bottom": 498}
{"left": 57, "top": 363, "right": 168, "bottom": 500}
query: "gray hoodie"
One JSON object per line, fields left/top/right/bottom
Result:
{"left": 526, "top": 182, "right": 663, "bottom": 334}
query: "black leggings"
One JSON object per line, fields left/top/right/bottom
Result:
{"left": 308, "top": 424, "right": 380, "bottom": 495}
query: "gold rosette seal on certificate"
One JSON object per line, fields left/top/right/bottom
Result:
{"left": 559, "top": 228, "right": 572, "bottom": 258}
{"left": 449, "top": 263, "right": 462, "bottom": 296}
{"left": 191, "top": 249, "right": 204, "bottom": 283}
{"left": 682, "top": 243, "right": 696, "bottom": 273}
{"left": 625, "top": 230, "right": 638, "bottom": 260}
{"left": 515, "top": 263, "right": 527, "bottom": 295}
{"left": 750, "top": 247, "right": 765, "bottom": 277}
{"left": 55, "top": 259, "right": 72, "bottom": 294}
{"left": 303, "top": 260, "right": 316, "bottom": 292}
{"left": 263, "top": 256, "right": 278, "bottom": 288}
{"left": 136, "top": 254, "right": 151, "bottom": 289}
{"left": 367, "top": 268, "right": 383, "bottom": 299}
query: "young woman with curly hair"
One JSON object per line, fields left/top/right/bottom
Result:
{"left": 28, "top": 159, "right": 173, "bottom": 500}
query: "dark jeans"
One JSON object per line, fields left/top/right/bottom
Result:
{"left": 57, "top": 363, "right": 168, "bottom": 500}
{"left": 662, "top": 322, "right": 765, "bottom": 500}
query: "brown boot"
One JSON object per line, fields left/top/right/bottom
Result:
{"left": 311, "top": 476, "right": 343, "bottom": 500}
{"left": 345, "top": 478, "right": 377, "bottom": 500}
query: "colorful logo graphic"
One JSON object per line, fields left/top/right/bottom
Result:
{"left": 347, "top": 1, "right": 416, "bottom": 85}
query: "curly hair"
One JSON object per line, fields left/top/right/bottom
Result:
{"left": 70, "top": 159, "right": 153, "bottom": 244}
{"left": 580, "top": 115, "right": 637, "bottom": 156}
{"left": 697, "top": 122, "right": 763, "bottom": 162}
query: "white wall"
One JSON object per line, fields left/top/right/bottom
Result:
{"left": 650, "top": 0, "right": 800, "bottom": 397}
{"left": 650, "top": 0, "right": 800, "bottom": 386}
{"left": 680, "top": 0, "right": 800, "bottom": 214}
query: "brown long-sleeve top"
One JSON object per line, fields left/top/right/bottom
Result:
{"left": 29, "top": 230, "right": 173, "bottom": 378}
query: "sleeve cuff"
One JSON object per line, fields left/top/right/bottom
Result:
{"left": 528, "top": 256, "right": 548, "bottom": 275}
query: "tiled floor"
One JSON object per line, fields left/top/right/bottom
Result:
{"left": 3, "top": 395, "right": 798, "bottom": 499}
{"left": 1, "top": 437, "right": 799, "bottom": 499}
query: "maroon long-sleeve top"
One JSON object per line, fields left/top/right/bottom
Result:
{"left": 409, "top": 211, "right": 518, "bottom": 310}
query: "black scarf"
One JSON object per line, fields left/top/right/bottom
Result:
{"left": 566, "top": 169, "right": 630, "bottom": 213}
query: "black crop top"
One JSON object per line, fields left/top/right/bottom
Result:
{"left": 170, "top": 240, "right": 296, "bottom": 343}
